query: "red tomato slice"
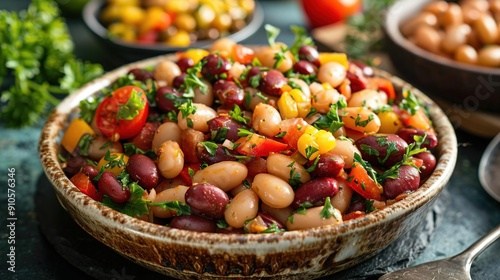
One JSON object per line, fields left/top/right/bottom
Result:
{"left": 70, "top": 172, "right": 103, "bottom": 201}
{"left": 235, "top": 134, "right": 289, "bottom": 157}
{"left": 347, "top": 162, "right": 383, "bottom": 201}
{"left": 279, "top": 118, "right": 308, "bottom": 149}
{"left": 95, "top": 85, "right": 149, "bottom": 140}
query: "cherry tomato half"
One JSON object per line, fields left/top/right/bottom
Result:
{"left": 95, "top": 85, "right": 149, "bottom": 140}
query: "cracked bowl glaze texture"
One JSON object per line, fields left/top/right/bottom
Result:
{"left": 38, "top": 53, "right": 458, "bottom": 279}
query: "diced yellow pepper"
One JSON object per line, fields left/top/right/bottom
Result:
{"left": 181, "top": 49, "right": 210, "bottom": 64}
{"left": 377, "top": 111, "right": 403, "bottom": 134}
{"left": 318, "top": 52, "right": 349, "bottom": 69}
{"left": 61, "top": 118, "right": 95, "bottom": 153}
{"left": 97, "top": 152, "right": 129, "bottom": 176}
{"left": 277, "top": 89, "right": 311, "bottom": 119}
{"left": 297, "top": 125, "right": 336, "bottom": 160}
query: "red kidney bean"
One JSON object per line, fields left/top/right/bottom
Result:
{"left": 383, "top": 165, "right": 420, "bottom": 199}
{"left": 355, "top": 134, "right": 408, "bottom": 167}
{"left": 258, "top": 212, "right": 285, "bottom": 229}
{"left": 176, "top": 57, "right": 194, "bottom": 73}
{"left": 346, "top": 63, "right": 369, "bottom": 93}
{"left": 97, "top": 172, "right": 131, "bottom": 204}
{"left": 156, "top": 86, "right": 182, "bottom": 113}
{"left": 298, "top": 45, "right": 320, "bottom": 67}
{"left": 131, "top": 121, "right": 159, "bottom": 151}
{"left": 414, "top": 152, "right": 437, "bottom": 180}
{"left": 245, "top": 66, "right": 262, "bottom": 88}
{"left": 213, "top": 80, "right": 245, "bottom": 107}
{"left": 245, "top": 157, "right": 267, "bottom": 178}
{"left": 126, "top": 154, "right": 159, "bottom": 189}
{"left": 172, "top": 73, "right": 187, "bottom": 89}
{"left": 185, "top": 183, "right": 230, "bottom": 219}
{"left": 195, "top": 143, "right": 237, "bottom": 165}
{"left": 292, "top": 177, "right": 339, "bottom": 209}
{"left": 397, "top": 128, "right": 438, "bottom": 150}
{"left": 63, "top": 155, "right": 87, "bottom": 177}
{"left": 259, "top": 69, "right": 287, "bottom": 96}
{"left": 170, "top": 215, "right": 217, "bottom": 233}
{"left": 309, "top": 151, "right": 345, "bottom": 178}
{"left": 127, "top": 68, "right": 154, "bottom": 82}
{"left": 207, "top": 115, "right": 242, "bottom": 142}
{"left": 201, "top": 54, "right": 231, "bottom": 81}
{"left": 345, "top": 199, "right": 366, "bottom": 214}
{"left": 293, "top": 60, "right": 317, "bottom": 75}
{"left": 81, "top": 165, "right": 99, "bottom": 181}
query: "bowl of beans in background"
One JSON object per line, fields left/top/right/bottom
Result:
{"left": 384, "top": 0, "right": 500, "bottom": 113}
{"left": 83, "top": 0, "right": 263, "bottom": 61}
{"left": 38, "top": 34, "right": 457, "bottom": 279}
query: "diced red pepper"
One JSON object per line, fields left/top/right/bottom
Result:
{"left": 368, "top": 77, "right": 396, "bottom": 101}
{"left": 177, "top": 163, "right": 201, "bottom": 186}
{"left": 234, "top": 133, "right": 288, "bottom": 157}
{"left": 347, "top": 162, "right": 383, "bottom": 201}
{"left": 70, "top": 172, "right": 103, "bottom": 201}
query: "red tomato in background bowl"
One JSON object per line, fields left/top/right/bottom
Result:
{"left": 95, "top": 85, "right": 149, "bottom": 140}
{"left": 300, "top": 0, "right": 362, "bottom": 28}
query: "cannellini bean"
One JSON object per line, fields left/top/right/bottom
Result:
{"left": 154, "top": 60, "right": 181, "bottom": 86}
{"left": 330, "top": 178, "right": 354, "bottom": 213}
{"left": 244, "top": 87, "right": 273, "bottom": 111}
{"left": 286, "top": 205, "right": 342, "bottom": 231}
{"left": 330, "top": 138, "right": 360, "bottom": 168}
{"left": 255, "top": 43, "right": 294, "bottom": 73}
{"left": 311, "top": 88, "right": 342, "bottom": 114}
{"left": 347, "top": 88, "right": 388, "bottom": 110}
{"left": 266, "top": 153, "right": 311, "bottom": 185}
{"left": 152, "top": 122, "right": 182, "bottom": 152}
{"left": 340, "top": 107, "right": 381, "bottom": 134}
{"left": 439, "top": 3, "right": 463, "bottom": 27}
{"left": 87, "top": 136, "right": 123, "bottom": 161}
{"left": 423, "top": 1, "right": 449, "bottom": 16}
{"left": 400, "top": 11, "right": 439, "bottom": 37}
{"left": 177, "top": 103, "right": 217, "bottom": 132}
{"left": 317, "top": 62, "right": 346, "bottom": 88}
{"left": 478, "top": 45, "right": 500, "bottom": 66}
{"left": 193, "top": 80, "right": 214, "bottom": 107}
{"left": 441, "top": 24, "right": 471, "bottom": 54}
{"left": 192, "top": 161, "right": 248, "bottom": 191}
{"left": 155, "top": 177, "right": 185, "bottom": 193}
{"left": 152, "top": 185, "right": 189, "bottom": 218}
{"left": 228, "top": 61, "right": 246, "bottom": 82}
{"left": 210, "top": 37, "right": 236, "bottom": 55}
{"left": 252, "top": 103, "right": 282, "bottom": 137}
{"left": 157, "top": 140, "right": 184, "bottom": 179}
{"left": 224, "top": 189, "right": 259, "bottom": 228}
{"left": 412, "top": 25, "right": 443, "bottom": 54}
{"left": 260, "top": 203, "right": 294, "bottom": 226}
{"left": 251, "top": 173, "right": 294, "bottom": 209}
{"left": 474, "top": 14, "right": 499, "bottom": 44}
{"left": 454, "top": 44, "right": 478, "bottom": 64}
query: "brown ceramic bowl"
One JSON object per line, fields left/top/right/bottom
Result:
{"left": 38, "top": 53, "right": 457, "bottom": 279}
{"left": 384, "top": 0, "right": 500, "bottom": 114}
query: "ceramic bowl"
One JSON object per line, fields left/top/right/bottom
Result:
{"left": 384, "top": 0, "right": 500, "bottom": 114}
{"left": 38, "top": 53, "right": 458, "bottom": 279}
{"left": 82, "top": 0, "right": 264, "bottom": 62}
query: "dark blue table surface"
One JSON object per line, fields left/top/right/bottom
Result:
{"left": 1, "top": 1, "right": 499, "bottom": 279}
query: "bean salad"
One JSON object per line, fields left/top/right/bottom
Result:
{"left": 60, "top": 26, "right": 439, "bottom": 234}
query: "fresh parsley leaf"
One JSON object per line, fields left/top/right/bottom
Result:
{"left": 228, "top": 104, "right": 249, "bottom": 124}
{"left": 265, "top": 24, "right": 280, "bottom": 47}
{"left": 320, "top": 197, "right": 340, "bottom": 220}
{"left": 117, "top": 89, "right": 146, "bottom": 120}
{"left": 148, "top": 201, "right": 191, "bottom": 216}
{"left": 102, "top": 182, "right": 149, "bottom": 218}
{"left": 199, "top": 141, "right": 218, "bottom": 156}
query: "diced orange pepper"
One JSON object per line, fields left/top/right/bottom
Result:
{"left": 61, "top": 118, "right": 95, "bottom": 153}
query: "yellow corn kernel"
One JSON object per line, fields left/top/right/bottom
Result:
{"left": 97, "top": 153, "right": 129, "bottom": 176}
{"left": 298, "top": 132, "right": 320, "bottom": 160}
{"left": 181, "top": 49, "right": 210, "bottom": 64}
{"left": 277, "top": 92, "right": 299, "bottom": 119}
{"left": 289, "top": 89, "right": 311, "bottom": 118}
{"left": 377, "top": 111, "right": 403, "bottom": 134}
{"left": 314, "top": 130, "right": 336, "bottom": 154}
{"left": 318, "top": 52, "right": 349, "bottom": 69}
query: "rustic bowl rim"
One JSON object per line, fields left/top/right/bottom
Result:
{"left": 38, "top": 52, "right": 458, "bottom": 273}
{"left": 384, "top": 0, "right": 500, "bottom": 75}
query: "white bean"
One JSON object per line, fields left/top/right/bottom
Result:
{"left": 340, "top": 107, "right": 381, "bottom": 133}
{"left": 177, "top": 102, "right": 217, "bottom": 132}
{"left": 260, "top": 203, "right": 294, "bottom": 226}
{"left": 251, "top": 173, "right": 294, "bottom": 209}
{"left": 157, "top": 140, "right": 184, "bottom": 179}
{"left": 224, "top": 189, "right": 259, "bottom": 228}
{"left": 330, "top": 178, "right": 354, "bottom": 213}
{"left": 193, "top": 79, "right": 214, "bottom": 107}
{"left": 192, "top": 161, "right": 248, "bottom": 191}
{"left": 317, "top": 62, "right": 346, "bottom": 88}
{"left": 154, "top": 60, "right": 181, "bottom": 86}
{"left": 266, "top": 153, "right": 311, "bottom": 185}
{"left": 87, "top": 136, "right": 123, "bottom": 161}
{"left": 252, "top": 103, "right": 282, "bottom": 137}
{"left": 152, "top": 185, "right": 189, "bottom": 218}
{"left": 330, "top": 138, "right": 360, "bottom": 168}
{"left": 152, "top": 122, "right": 182, "bottom": 152}
{"left": 347, "top": 88, "right": 388, "bottom": 110}
{"left": 286, "top": 206, "right": 342, "bottom": 231}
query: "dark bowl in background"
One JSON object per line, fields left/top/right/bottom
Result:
{"left": 82, "top": 0, "right": 264, "bottom": 62}
{"left": 383, "top": 0, "right": 500, "bottom": 114}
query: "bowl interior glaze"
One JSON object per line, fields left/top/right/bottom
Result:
{"left": 38, "top": 53, "right": 458, "bottom": 279}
